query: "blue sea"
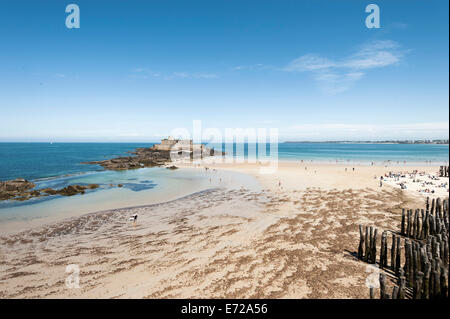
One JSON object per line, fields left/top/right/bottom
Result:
{"left": 0, "top": 142, "right": 448, "bottom": 231}
{"left": 0, "top": 142, "right": 448, "bottom": 181}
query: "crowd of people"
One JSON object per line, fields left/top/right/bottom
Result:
{"left": 380, "top": 169, "right": 449, "bottom": 194}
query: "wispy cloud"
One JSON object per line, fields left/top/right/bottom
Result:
{"left": 130, "top": 68, "right": 217, "bottom": 80}
{"left": 232, "top": 63, "right": 268, "bottom": 71}
{"left": 284, "top": 40, "right": 406, "bottom": 94}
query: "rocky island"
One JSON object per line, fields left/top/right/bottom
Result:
{"left": 0, "top": 138, "right": 218, "bottom": 202}
{"left": 82, "top": 137, "right": 218, "bottom": 171}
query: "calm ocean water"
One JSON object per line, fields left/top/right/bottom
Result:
{"left": 0, "top": 142, "right": 448, "bottom": 227}
{"left": 0, "top": 142, "right": 448, "bottom": 181}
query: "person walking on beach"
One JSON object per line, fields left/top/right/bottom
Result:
{"left": 129, "top": 214, "right": 138, "bottom": 227}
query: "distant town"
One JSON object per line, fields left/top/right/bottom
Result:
{"left": 284, "top": 139, "right": 449, "bottom": 144}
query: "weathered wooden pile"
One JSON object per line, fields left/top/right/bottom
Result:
{"left": 357, "top": 197, "right": 449, "bottom": 299}
{"left": 439, "top": 166, "right": 449, "bottom": 177}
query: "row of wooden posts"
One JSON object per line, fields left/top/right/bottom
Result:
{"left": 358, "top": 197, "right": 449, "bottom": 299}
{"left": 439, "top": 166, "right": 449, "bottom": 177}
{"left": 400, "top": 198, "right": 448, "bottom": 240}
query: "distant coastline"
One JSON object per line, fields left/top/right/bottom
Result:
{"left": 283, "top": 140, "right": 449, "bottom": 145}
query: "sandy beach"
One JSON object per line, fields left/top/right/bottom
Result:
{"left": 0, "top": 161, "right": 448, "bottom": 298}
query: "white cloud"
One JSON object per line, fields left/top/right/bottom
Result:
{"left": 285, "top": 55, "right": 335, "bottom": 71}
{"left": 284, "top": 40, "right": 405, "bottom": 93}
{"left": 233, "top": 63, "right": 267, "bottom": 71}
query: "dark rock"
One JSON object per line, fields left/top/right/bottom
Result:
{"left": 1, "top": 182, "right": 106, "bottom": 202}
{"left": 0, "top": 179, "right": 36, "bottom": 200}
{"left": 82, "top": 148, "right": 172, "bottom": 171}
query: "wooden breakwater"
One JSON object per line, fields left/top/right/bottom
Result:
{"left": 357, "top": 197, "right": 449, "bottom": 299}
{"left": 439, "top": 166, "right": 449, "bottom": 178}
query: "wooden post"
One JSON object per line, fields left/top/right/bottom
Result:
{"left": 433, "top": 268, "right": 441, "bottom": 298}
{"left": 358, "top": 225, "right": 364, "bottom": 259}
{"left": 413, "top": 247, "right": 419, "bottom": 283}
{"left": 391, "top": 234, "right": 396, "bottom": 270}
{"left": 424, "top": 211, "right": 429, "bottom": 239}
{"left": 401, "top": 209, "right": 406, "bottom": 236}
{"left": 434, "top": 242, "right": 441, "bottom": 260}
{"left": 415, "top": 209, "right": 421, "bottom": 239}
{"left": 404, "top": 240, "right": 410, "bottom": 274}
{"left": 396, "top": 238, "right": 402, "bottom": 275}
{"left": 444, "top": 237, "right": 449, "bottom": 266}
{"left": 412, "top": 209, "right": 418, "bottom": 239}
{"left": 437, "top": 198, "right": 441, "bottom": 219}
{"left": 407, "top": 210, "right": 412, "bottom": 237}
{"left": 423, "top": 262, "right": 431, "bottom": 299}
{"left": 406, "top": 241, "right": 414, "bottom": 287}
{"left": 419, "top": 209, "right": 425, "bottom": 240}
{"left": 379, "top": 273, "right": 386, "bottom": 299}
{"left": 392, "top": 286, "right": 399, "bottom": 299}
{"left": 380, "top": 231, "right": 387, "bottom": 269}
{"left": 364, "top": 226, "right": 370, "bottom": 262}
{"left": 441, "top": 266, "right": 448, "bottom": 299}
{"left": 372, "top": 228, "right": 378, "bottom": 264}
{"left": 398, "top": 275, "right": 406, "bottom": 299}
{"left": 420, "top": 245, "right": 428, "bottom": 273}
{"left": 430, "top": 216, "right": 435, "bottom": 236}
{"left": 414, "top": 271, "right": 424, "bottom": 299}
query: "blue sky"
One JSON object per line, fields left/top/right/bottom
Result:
{"left": 0, "top": 0, "right": 448, "bottom": 141}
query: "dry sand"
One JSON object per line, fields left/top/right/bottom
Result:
{"left": 0, "top": 161, "right": 448, "bottom": 298}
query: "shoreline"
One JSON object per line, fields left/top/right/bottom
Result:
{"left": 0, "top": 167, "right": 261, "bottom": 235}
{"left": 0, "top": 160, "right": 448, "bottom": 298}
{"left": 1, "top": 160, "right": 448, "bottom": 234}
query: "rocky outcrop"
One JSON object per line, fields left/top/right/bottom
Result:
{"left": 40, "top": 184, "right": 99, "bottom": 197}
{"left": 0, "top": 179, "right": 36, "bottom": 200}
{"left": 82, "top": 144, "right": 223, "bottom": 171}
{"left": 0, "top": 180, "right": 103, "bottom": 201}
{"left": 82, "top": 148, "right": 172, "bottom": 170}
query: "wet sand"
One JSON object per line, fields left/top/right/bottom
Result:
{"left": 0, "top": 161, "right": 447, "bottom": 298}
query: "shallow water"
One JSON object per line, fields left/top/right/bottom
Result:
{"left": 0, "top": 142, "right": 447, "bottom": 233}
{"left": 0, "top": 166, "right": 261, "bottom": 234}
